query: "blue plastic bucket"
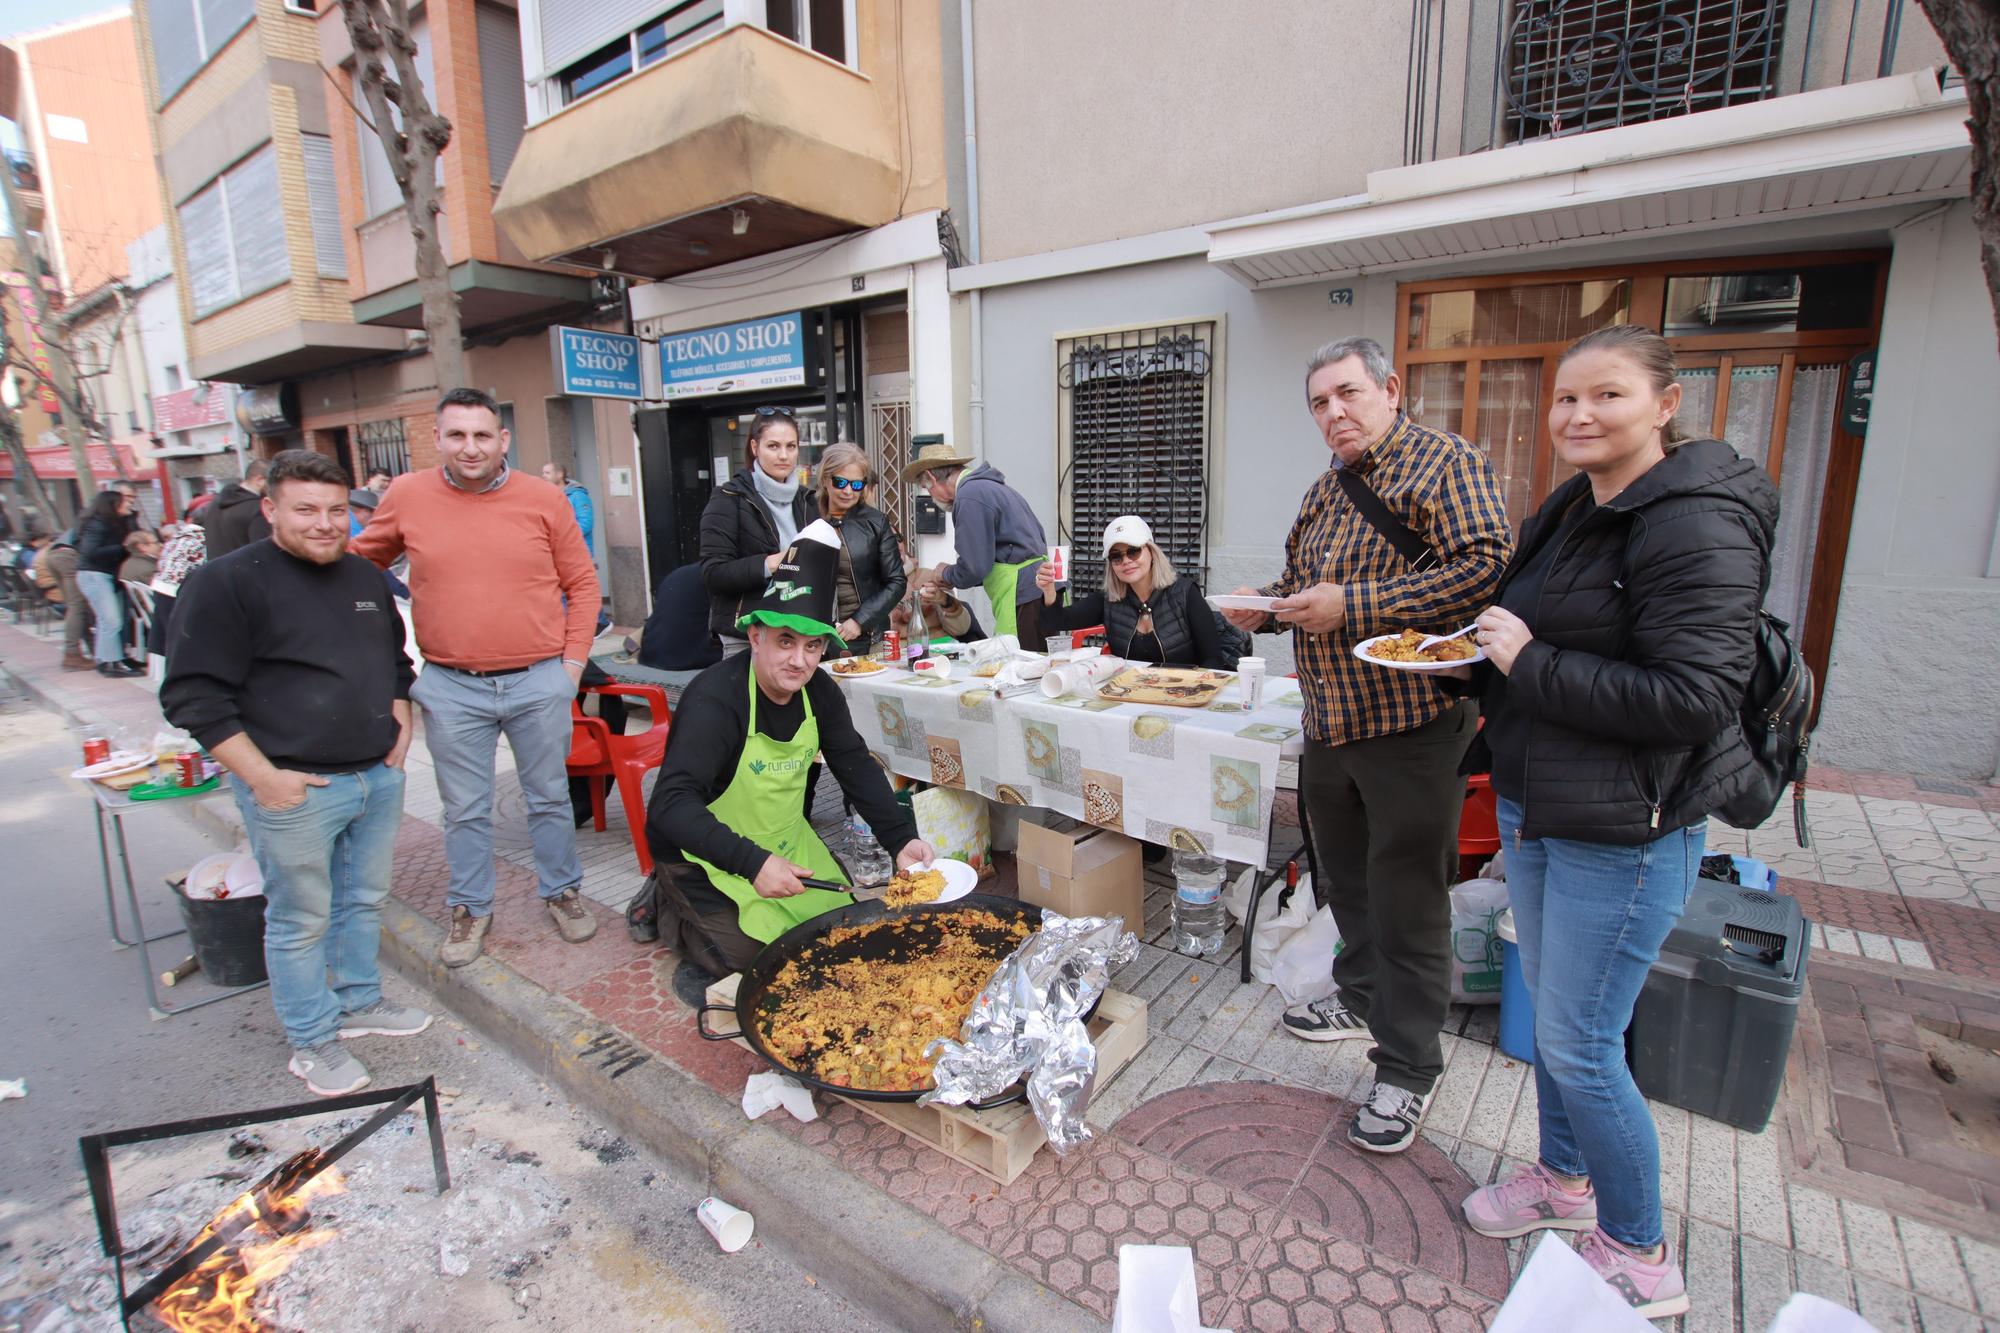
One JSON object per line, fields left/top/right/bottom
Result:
{"left": 1497, "top": 909, "right": 1536, "bottom": 1065}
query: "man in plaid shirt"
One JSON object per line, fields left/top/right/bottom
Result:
{"left": 1224, "top": 336, "right": 1512, "bottom": 1154}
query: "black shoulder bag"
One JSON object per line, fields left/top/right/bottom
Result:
{"left": 1335, "top": 468, "right": 1439, "bottom": 571}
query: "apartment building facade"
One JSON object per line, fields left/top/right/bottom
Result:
{"left": 949, "top": 0, "right": 1994, "bottom": 782}
{"left": 132, "top": 0, "right": 637, "bottom": 609}
{"left": 491, "top": 0, "right": 959, "bottom": 593}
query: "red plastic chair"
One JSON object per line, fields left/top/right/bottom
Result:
{"left": 1460, "top": 773, "right": 1501, "bottom": 866}
{"left": 1070, "top": 625, "right": 1105, "bottom": 650}
{"left": 566, "top": 683, "right": 672, "bottom": 875}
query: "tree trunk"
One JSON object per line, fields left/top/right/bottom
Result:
{"left": 340, "top": 0, "right": 467, "bottom": 392}
{"left": 1916, "top": 0, "right": 2000, "bottom": 355}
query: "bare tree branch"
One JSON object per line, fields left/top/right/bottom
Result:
{"left": 341, "top": 0, "right": 466, "bottom": 390}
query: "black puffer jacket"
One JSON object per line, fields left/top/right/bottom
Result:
{"left": 699, "top": 468, "right": 816, "bottom": 638}
{"left": 1472, "top": 439, "right": 1779, "bottom": 845}
{"left": 826, "top": 502, "right": 906, "bottom": 650}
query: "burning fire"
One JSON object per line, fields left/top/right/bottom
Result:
{"left": 150, "top": 1151, "right": 347, "bottom": 1333}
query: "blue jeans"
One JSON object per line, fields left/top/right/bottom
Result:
{"left": 77, "top": 570, "right": 124, "bottom": 664}
{"left": 410, "top": 658, "right": 581, "bottom": 912}
{"left": 232, "top": 763, "right": 407, "bottom": 1049}
{"left": 1496, "top": 795, "right": 1704, "bottom": 1250}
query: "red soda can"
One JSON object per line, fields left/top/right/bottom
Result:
{"left": 82, "top": 735, "right": 111, "bottom": 767}
{"left": 881, "top": 629, "right": 900, "bottom": 662}
{"left": 176, "top": 752, "right": 203, "bottom": 787}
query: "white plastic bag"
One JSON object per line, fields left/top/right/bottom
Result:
{"left": 1247, "top": 876, "right": 1317, "bottom": 986}
{"left": 1449, "top": 878, "right": 1509, "bottom": 1004}
{"left": 1269, "top": 904, "right": 1340, "bottom": 1006}
{"left": 1109, "top": 1245, "right": 1229, "bottom": 1333}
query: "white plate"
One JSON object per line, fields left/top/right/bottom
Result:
{"left": 1207, "top": 594, "right": 1282, "bottom": 612}
{"left": 72, "top": 751, "right": 152, "bottom": 780}
{"left": 885, "top": 858, "right": 978, "bottom": 904}
{"left": 821, "top": 658, "right": 890, "bottom": 678}
{"left": 1352, "top": 635, "right": 1488, "bottom": 672}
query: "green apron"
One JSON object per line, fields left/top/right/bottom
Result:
{"left": 684, "top": 673, "right": 852, "bottom": 944}
{"left": 983, "top": 556, "right": 1044, "bottom": 639}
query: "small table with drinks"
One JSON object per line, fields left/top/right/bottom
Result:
{"left": 71, "top": 731, "right": 266, "bottom": 1019}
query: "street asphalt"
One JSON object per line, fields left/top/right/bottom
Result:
{"left": 0, "top": 685, "right": 886, "bottom": 1331}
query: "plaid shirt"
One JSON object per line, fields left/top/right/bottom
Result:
{"left": 1262, "top": 414, "right": 1513, "bottom": 746}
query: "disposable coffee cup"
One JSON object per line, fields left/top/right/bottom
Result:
{"left": 696, "top": 1196, "right": 755, "bottom": 1252}
{"left": 1237, "top": 656, "right": 1267, "bottom": 710}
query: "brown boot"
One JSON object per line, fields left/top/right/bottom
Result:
{"left": 62, "top": 649, "right": 91, "bottom": 672}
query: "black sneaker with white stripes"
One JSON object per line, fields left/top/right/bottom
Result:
{"left": 1281, "top": 994, "right": 1371, "bottom": 1043}
{"left": 1349, "top": 1081, "right": 1431, "bottom": 1154}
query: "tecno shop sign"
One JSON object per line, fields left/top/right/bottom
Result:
{"left": 551, "top": 326, "right": 644, "bottom": 400}
{"left": 657, "top": 312, "right": 806, "bottom": 399}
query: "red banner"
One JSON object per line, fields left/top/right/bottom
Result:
{"left": 0, "top": 441, "right": 140, "bottom": 480}
{"left": 0, "top": 271, "right": 62, "bottom": 415}
{"left": 152, "top": 385, "right": 230, "bottom": 433}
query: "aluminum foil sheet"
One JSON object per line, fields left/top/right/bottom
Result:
{"left": 921, "top": 911, "right": 1140, "bottom": 1153}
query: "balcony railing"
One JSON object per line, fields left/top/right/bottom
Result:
{"left": 1404, "top": 0, "right": 1925, "bottom": 166}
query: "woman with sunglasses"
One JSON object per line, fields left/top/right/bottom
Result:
{"left": 700, "top": 406, "right": 817, "bottom": 655}
{"left": 1033, "top": 516, "right": 1237, "bottom": 669}
{"left": 812, "top": 443, "right": 905, "bottom": 653}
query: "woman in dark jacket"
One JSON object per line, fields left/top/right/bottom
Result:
{"left": 1033, "top": 515, "right": 1236, "bottom": 669}
{"left": 699, "top": 407, "right": 815, "bottom": 653}
{"left": 74, "top": 488, "right": 141, "bottom": 676}
{"left": 813, "top": 442, "right": 905, "bottom": 653}
{"left": 1455, "top": 326, "right": 1776, "bottom": 1322}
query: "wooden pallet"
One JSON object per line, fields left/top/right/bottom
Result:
{"left": 704, "top": 975, "right": 1148, "bottom": 1184}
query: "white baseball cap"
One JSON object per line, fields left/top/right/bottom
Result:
{"left": 1102, "top": 515, "right": 1153, "bottom": 558}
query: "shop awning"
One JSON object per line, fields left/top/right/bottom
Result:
{"left": 0, "top": 440, "right": 143, "bottom": 481}
{"left": 1205, "top": 73, "right": 1972, "bottom": 288}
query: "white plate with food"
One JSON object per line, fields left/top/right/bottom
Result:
{"left": 71, "top": 751, "right": 154, "bottom": 781}
{"left": 1206, "top": 594, "right": 1283, "bottom": 612}
{"left": 823, "top": 657, "right": 890, "bottom": 677}
{"left": 1353, "top": 630, "right": 1488, "bottom": 672}
{"left": 880, "top": 858, "right": 978, "bottom": 907}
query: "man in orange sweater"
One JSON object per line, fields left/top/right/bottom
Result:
{"left": 352, "top": 387, "right": 603, "bottom": 966}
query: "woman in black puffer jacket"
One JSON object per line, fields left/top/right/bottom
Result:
{"left": 1454, "top": 326, "right": 1775, "bottom": 1322}
{"left": 699, "top": 408, "right": 815, "bottom": 653}
{"left": 813, "top": 442, "right": 905, "bottom": 654}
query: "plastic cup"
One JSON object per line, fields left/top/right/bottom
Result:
{"left": 696, "top": 1196, "right": 755, "bottom": 1252}
{"left": 1237, "top": 656, "right": 1267, "bottom": 710}
{"left": 1045, "top": 635, "right": 1070, "bottom": 658}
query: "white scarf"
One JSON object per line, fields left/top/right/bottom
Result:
{"left": 751, "top": 466, "right": 800, "bottom": 548}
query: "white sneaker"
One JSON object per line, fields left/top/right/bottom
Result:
{"left": 1281, "top": 994, "right": 1371, "bottom": 1043}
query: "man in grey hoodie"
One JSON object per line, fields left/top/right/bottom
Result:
{"left": 906, "top": 441, "right": 1049, "bottom": 643}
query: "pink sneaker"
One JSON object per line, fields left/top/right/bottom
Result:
{"left": 1578, "top": 1228, "right": 1690, "bottom": 1320}
{"left": 1461, "top": 1162, "right": 1598, "bottom": 1239}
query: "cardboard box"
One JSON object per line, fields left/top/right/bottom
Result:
{"left": 1016, "top": 817, "right": 1144, "bottom": 933}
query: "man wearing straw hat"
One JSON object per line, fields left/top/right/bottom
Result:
{"left": 645, "top": 521, "right": 937, "bottom": 974}
{"left": 905, "top": 440, "right": 1051, "bottom": 644}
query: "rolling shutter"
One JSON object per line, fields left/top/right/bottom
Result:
{"left": 300, "top": 134, "right": 347, "bottom": 278}
{"left": 224, "top": 147, "right": 291, "bottom": 297}
{"left": 178, "top": 182, "right": 237, "bottom": 316}
{"left": 146, "top": 0, "right": 203, "bottom": 102}
{"left": 477, "top": 4, "right": 528, "bottom": 182}
{"left": 539, "top": 0, "right": 693, "bottom": 77}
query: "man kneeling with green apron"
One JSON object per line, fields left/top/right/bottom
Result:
{"left": 644, "top": 522, "right": 936, "bottom": 975}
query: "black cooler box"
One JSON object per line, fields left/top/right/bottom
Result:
{"left": 1627, "top": 880, "right": 1810, "bottom": 1131}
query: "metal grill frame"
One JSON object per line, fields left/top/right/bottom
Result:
{"left": 356, "top": 416, "right": 411, "bottom": 479}
{"left": 1054, "top": 320, "right": 1220, "bottom": 597}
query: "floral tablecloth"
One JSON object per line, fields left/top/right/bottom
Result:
{"left": 828, "top": 665, "right": 1308, "bottom": 863}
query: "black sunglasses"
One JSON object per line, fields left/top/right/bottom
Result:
{"left": 1107, "top": 545, "right": 1145, "bottom": 562}
{"left": 753, "top": 405, "right": 796, "bottom": 420}
{"left": 830, "top": 475, "right": 867, "bottom": 491}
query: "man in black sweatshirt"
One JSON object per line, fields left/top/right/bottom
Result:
{"left": 163, "top": 450, "right": 427, "bottom": 1097}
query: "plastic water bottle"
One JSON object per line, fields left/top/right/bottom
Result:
{"left": 1171, "top": 852, "right": 1226, "bottom": 957}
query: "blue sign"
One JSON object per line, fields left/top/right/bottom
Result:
{"left": 551, "top": 326, "right": 643, "bottom": 400}
{"left": 658, "top": 311, "right": 807, "bottom": 400}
